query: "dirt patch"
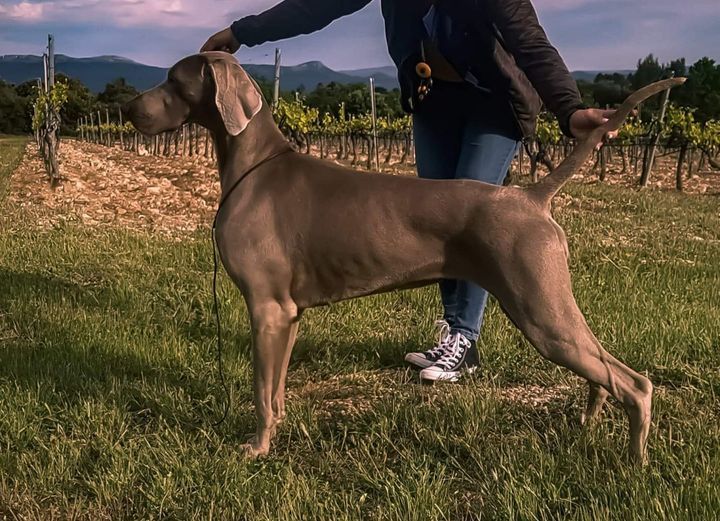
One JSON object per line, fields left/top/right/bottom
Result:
{"left": 8, "top": 140, "right": 219, "bottom": 236}
{"left": 289, "top": 370, "right": 411, "bottom": 419}
{"left": 576, "top": 153, "right": 720, "bottom": 195}
{"left": 7, "top": 139, "right": 719, "bottom": 237}
{"left": 289, "top": 369, "right": 576, "bottom": 419}
{"left": 331, "top": 146, "right": 720, "bottom": 195}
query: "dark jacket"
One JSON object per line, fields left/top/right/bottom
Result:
{"left": 230, "top": 0, "right": 585, "bottom": 138}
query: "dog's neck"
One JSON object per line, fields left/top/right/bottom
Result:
{"left": 212, "top": 108, "right": 290, "bottom": 195}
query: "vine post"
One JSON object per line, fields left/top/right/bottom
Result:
{"left": 640, "top": 73, "right": 674, "bottom": 187}
{"left": 47, "top": 35, "right": 55, "bottom": 88}
{"left": 272, "top": 48, "right": 281, "bottom": 110}
{"left": 118, "top": 107, "right": 125, "bottom": 149}
{"left": 105, "top": 109, "right": 111, "bottom": 147}
{"left": 369, "top": 77, "right": 380, "bottom": 172}
{"left": 97, "top": 110, "right": 103, "bottom": 145}
{"left": 31, "top": 34, "right": 65, "bottom": 185}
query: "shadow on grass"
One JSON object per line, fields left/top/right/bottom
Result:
{"left": 0, "top": 268, "right": 427, "bottom": 432}
{"left": 0, "top": 269, "right": 243, "bottom": 424}
{"left": 0, "top": 267, "right": 616, "bottom": 448}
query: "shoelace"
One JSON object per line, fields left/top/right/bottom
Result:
{"left": 425, "top": 320, "right": 451, "bottom": 358}
{"left": 435, "top": 333, "right": 469, "bottom": 370}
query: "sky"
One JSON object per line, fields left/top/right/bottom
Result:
{"left": 0, "top": 0, "right": 718, "bottom": 71}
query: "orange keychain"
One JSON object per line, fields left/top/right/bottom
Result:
{"left": 416, "top": 42, "right": 433, "bottom": 101}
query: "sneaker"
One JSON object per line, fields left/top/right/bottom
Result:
{"left": 404, "top": 320, "right": 452, "bottom": 369}
{"left": 419, "top": 332, "right": 479, "bottom": 382}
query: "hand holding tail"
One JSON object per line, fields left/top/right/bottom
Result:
{"left": 531, "top": 77, "right": 687, "bottom": 205}
{"left": 570, "top": 108, "right": 619, "bottom": 144}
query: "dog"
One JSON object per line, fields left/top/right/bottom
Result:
{"left": 122, "top": 51, "right": 684, "bottom": 464}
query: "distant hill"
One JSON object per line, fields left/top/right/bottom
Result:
{"left": 243, "top": 60, "right": 399, "bottom": 91}
{"left": 340, "top": 65, "right": 397, "bottom": 77}
{"left": 0, "top": 54, "right": 167, "bottom": 92}
{"left": 0, "top": 54, "right": 399, "bottom": 93}
{"left": 0, "top": 54, "right": 634, "bottom": 93}
{"left": 339, "top": 65, "right": 398, "bottom": 89}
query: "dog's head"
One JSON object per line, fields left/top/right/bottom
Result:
{"left": 122, "top": 52, "right": 264, "bottom": 136}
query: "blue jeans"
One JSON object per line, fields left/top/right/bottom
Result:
{"left": 413, "top": 82, "right": 520, "bottom": 341}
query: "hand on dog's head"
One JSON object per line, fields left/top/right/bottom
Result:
{"left": 121, "top": 52, "right": 263, "bottom": 137}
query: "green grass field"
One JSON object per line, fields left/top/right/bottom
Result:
{"left": 0, "top": 136, "right": 26, "bottom": 201}
{"left": 1, "top": 136, "right": 719, "bottom": 519}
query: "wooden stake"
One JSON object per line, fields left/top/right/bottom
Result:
{"left": 369, "top": 77, "right": 380, "bottom": 172}
{"left": 118, "top": 107, "right": 124, "bottom": 149}
{"left": 640, "top": 75, "right": 673, "bottom": 187}
{"left": 273, "top": 48, "right": 281, "bottom": 110}
{"left": 105, "top": 108, "right": 111, "bottom": 146}
{"left": 97, "top": 110, "right": 103, "bottom": 144}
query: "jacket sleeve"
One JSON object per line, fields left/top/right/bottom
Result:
{"left": 231, "top": 0, "right": 372, "bottom": 47}
{"left": 485, "top": 0, "right": 585, "bottom": 137}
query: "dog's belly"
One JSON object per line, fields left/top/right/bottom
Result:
{"left": 293, "top": 243, "right": 446, "bottom": 307}
{"left": 284, "top": 173, "right": 507, "bottom": 308}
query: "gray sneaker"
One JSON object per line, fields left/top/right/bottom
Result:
{"left": 404, "top": 320, "right": 452, "bottom": 369}
{"left": 419, "top": 332, "right": 479, "bottom": 382}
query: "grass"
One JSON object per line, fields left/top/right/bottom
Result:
{"left": 1, "top": 137, "right": 719, "bottom": 519}
{"left": 0, "top": 136, "right": 27, "bottom": 200}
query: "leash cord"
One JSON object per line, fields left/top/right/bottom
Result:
{"left": 211, "top": 225, "right": 230, "bottom": 427}
{"left": 208, "top": 146, "right": 293, "bottom": 427}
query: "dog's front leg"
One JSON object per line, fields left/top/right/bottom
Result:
{"left": 271, "top": 319, "right": 301, "bottom": 424}
{"left": 242, "top": 300, "right": 298, "bottom": 458}
{"left": 581, "top": 382, "right": 610, "bottom": 426}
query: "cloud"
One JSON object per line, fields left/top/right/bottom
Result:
{"left": 0, "top": 1, "right": 44, "bottom": 20}
{"left": 0, "top": 0, "right": 717, "bottom": 70}
{"left": 162, "top": 0, "right": 183, "bottom": 15}
{"left": 535, "top": 0, "right": 598, "bottom": 11}
{"left": 536, "top": 0, "right": 719, "bottom": 15}
{"left": 0, "top": 0, "right": 229, "bottom": 27}
{"left": 534, "top": 0, "right": 720, "bottom": 69}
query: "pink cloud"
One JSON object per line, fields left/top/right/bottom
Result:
{"left": 535, "top": 0, "right": 720, "bottom": 16}
{"left": 0, "top": 1, "right": 45, "bottom": 21}
{"left": 0, "top": 0, "right": 231, "bottom": 27}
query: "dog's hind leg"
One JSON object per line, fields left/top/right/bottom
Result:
{"left": 243, "top": 299, "right": 299, "bottom": 458}
{"left": 487, "top": 238, "right": 652, "bottom": 464}
{"left": 272, "top": 317, "right": 301, "bottom": 425}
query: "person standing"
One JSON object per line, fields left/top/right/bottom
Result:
{"left": 201, "top": 0, "right": 615, "bottom": 382}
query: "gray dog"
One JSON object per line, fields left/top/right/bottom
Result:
{"left": 123, "top": 51, "right": 684, "bottom": 464}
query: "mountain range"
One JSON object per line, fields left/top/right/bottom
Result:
{"left": 0, "top": 54, "right": 631, "bottom": 93}
{"left": 0, "top": 54, "right": 400, "bottom": 92}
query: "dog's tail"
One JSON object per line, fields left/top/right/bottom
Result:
{"left": 528, "top": 77, "right": 686, "bottom": 206}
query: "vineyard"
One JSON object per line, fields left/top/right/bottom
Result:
{"left": 67, "top": 94, "right": 720, "bottom": 191}
{"left": 2, "top": 132, "right": 719, "bottom": 519}
{"left": 73, "top": 99, "right": 416, "bottom": 172}
{"left": 4, "top": 61, "right": 720, "bottom": 521}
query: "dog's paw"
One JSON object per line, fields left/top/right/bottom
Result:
{"left": 239, "top": 439, "right": 269, "bottom": 459}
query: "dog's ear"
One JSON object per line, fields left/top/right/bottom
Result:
{"left": 206, "top": 55, "right": 262, "bottom": 136}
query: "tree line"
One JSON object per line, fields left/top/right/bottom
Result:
{"left": 578, "top": 55, "right": 720, "bottom": 123}
{"left": 0, "top": 75, "right": 138, "bottom": 136}
{"left": 1, "top": 53, "right": 719, "bottom": 137}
